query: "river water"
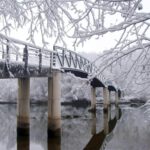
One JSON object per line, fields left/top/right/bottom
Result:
{"left": 0, "top": 102, "right": 149, "bottom": 150}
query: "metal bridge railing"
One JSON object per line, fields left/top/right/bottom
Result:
{"left": 53, "top": 46, "right": 95, "bottom": 73}
{"left": 0, "top": 33, "right": 106, "bottom": 84}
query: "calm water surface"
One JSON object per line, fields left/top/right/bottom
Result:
{"left": 0, "top": 102, "right": 148, "bottom": 150}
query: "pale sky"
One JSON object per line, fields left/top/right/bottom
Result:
{"left": 10, "top": 28, "right": 117, "bottom": 54}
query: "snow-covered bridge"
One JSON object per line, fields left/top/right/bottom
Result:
{"left": 0, "top": 33, "right": 106, "bottom": 87}
{"left": 0, "top": 33, "right": 121, "bottom": 137}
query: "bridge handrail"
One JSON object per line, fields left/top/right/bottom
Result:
{"left": 0, "top": 33, "right": 52, "bottom": 53}
{"left": 54, "top": 46, "right": 91, "bottom": 63}
{"left": 0, "top": 33, "right": 108, "bottom": 87}
{"left": 53, "top": 46, "right": 98, "bottom": 72}
{"left": 54, "top": 46, "right": 98, "bottom": 67}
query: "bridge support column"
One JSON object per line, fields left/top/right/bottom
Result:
{"left": 17, "top": 78, "right": 30, "bottom": 136}
{"left": 90, "top": 87, "right": 96, "bottom": 112}
{"left": 48, "top": 70, "right": 61, "bottom": 137}
{"left": 103, "top": 87, "right": 109, "bottom": 111}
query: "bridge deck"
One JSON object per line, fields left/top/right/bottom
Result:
{"left": 0, "top": 33, "right": 120, "bottom": 91}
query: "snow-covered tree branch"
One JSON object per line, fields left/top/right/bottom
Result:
{"left": 0, "top": 0, "right": 145, "bottom": 45}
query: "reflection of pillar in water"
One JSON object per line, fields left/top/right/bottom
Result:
{"left": 17, "top": 135, "right": 29, "bottom": 150}
{"left": 48, "top": 70, "right": 61, "bottom": 137}
{"left": 109, "top": 91, "right": 111, "bottom": 105}
{"left": 115, "top": 106, "right": 119, "bottom": 120}
{"left": 108, "top": 106, "right": 111, "bottom": 121}
{"left": 103, "top": 106, "right": 110, "bottom": 135}
{"left": 91, "top": 113, "right": 96, "bottom": 135}
{"left": 17, "top": 78, "right": 30, "bottom": 136}
{"left": 91, "top": 86, "right": 96, "bottom": 111}
{"left": 48, "top": 137, "right": 61, "bottom": 150}
{"left": 103, "top": 87, "right": 109, "bottom": 110}
{"left": 115, "top": 91, "right": 119, "bottom": 106}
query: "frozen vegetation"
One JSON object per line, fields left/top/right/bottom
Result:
{"left": 0, "top": 72, "right": 93, "bottom": 102}
{"left": 0, "top": 51, "right": 148, "bottom": 103}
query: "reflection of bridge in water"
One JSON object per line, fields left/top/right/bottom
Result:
{"left": 0, "top": 101, "right": 122, "bottom": 150}
{"left": 0, "top": 33, "right": 121, "bottom": 138}
{"left": 16, "top": 105, "right": 122, "bottom": 150}
{"left": 84, "top": 106, "right": 122, "bottom": 150}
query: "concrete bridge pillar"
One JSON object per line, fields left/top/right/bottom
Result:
{"left": 103, "top": 87, "right": 109, "bottom": 110}
{"left": 48, "top": 70, "right": 61, "bottom": 137}
{"left": 17, "top": 78, "right": 30, "bottom": 136}
{"left": 90, "top": 87, "right": 96, "bottom": 112}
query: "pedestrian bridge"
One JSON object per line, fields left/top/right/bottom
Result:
{"left": 0, "top": 33, "right": 121, "bottom": 137}
{"left": 0, "top": 33, "right": 106, "bottom": 87}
